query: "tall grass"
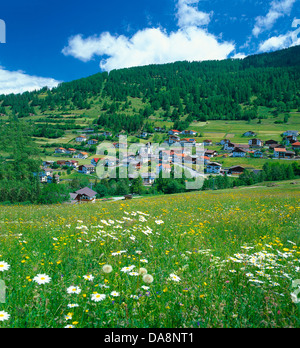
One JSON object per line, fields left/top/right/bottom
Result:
{"left": 0, "top": 185, "right": 299, "bottom": 328}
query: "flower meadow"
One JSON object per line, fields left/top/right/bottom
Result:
{"left": 0, "top": 185, "right": 299, "bottom": 328}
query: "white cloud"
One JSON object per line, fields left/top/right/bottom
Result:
{"left": 0, "top": 67, "right": 60, "bottom": 95}
{"left": 176, "top": 0, "right": 212, "bottom": 28}
{"left": 258, "top": 18, "right": 300, "bottom": 51}
{"left": 232, "top": 52, "right": 247, "bottom": 59}
{"left": 62, "top": 0, "right": 234, "bottom": 71}
{"left": 252, "top": 0, "right": 296, "bottom": 37}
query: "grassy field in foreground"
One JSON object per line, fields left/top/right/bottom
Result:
{"left": 0, "top": 184, "right": 299, "bottom": 328}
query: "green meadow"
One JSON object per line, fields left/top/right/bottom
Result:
{"left": 0, "top": 182, "right": 299, "bottom": 328}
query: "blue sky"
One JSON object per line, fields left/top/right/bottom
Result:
{"left": 0, "top": 0, "right": 299, "bottom": 94}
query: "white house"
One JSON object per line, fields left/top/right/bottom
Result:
{"left": 66, "top": 148, "right": 77, "bottom": 155}
{"left": 220, "top": 139, "right": 231, "bottom": 145}
{"left": 273, "top": 148, "right": 287, "bottom": 159}
{"left": 243, "top": 131, "right": 257, "bottom": 137}
{"left": 203, "top": 140, "right": 213, "bottom": 146}
{"left": 76, "top": 152, "right": 89, "bottom": 159}
{"left": 249, "top": 139, "right": 263, "bottom": 148}
{"left": 283, "top": 130, "right": 299, "bottom": 137}
{"left": 168, "top": 129, "right": 181, "bottom": 136}
{"left": 232, "top": 147, "right": 247, "bottom": 157}
{"left": 87, "top": 139, "right": 98, "bottom": 145}
{"left": 283, "top": 135, "right": 298, "bottom": 145}
{"left": 55, "top": 147, "right": 66, "bottom": 154}
{"left": 42, "top": 168, "right": 53, "bottom": 176}
{"left": 181, "top": 130, "right": 197, "bottom": 136}
{"left": 223, "top": 142, "right": 236, "bottom": 151}
{"left": 78, "top": 164, "right": 96, "bottom": 174}
{"left": 74, "top": 187, "right": 97, "bottom": 201}
{"left": 167, "top": 135, "right": 180, "bottom": 145}
{"left": 292, "top": 141, "right": 300, "bottom": 150}
{"left": 180, "top": 138, "right": 196, "bottom": 147}
{"left": 65, "top": 160, "right": 79, "bottom": 168}
{"left": 76, "top": 136, "right": 87, "bottom": 142}
{"left": 204, "top": 150, "right": 218, "bottom": 158}
{"left": 39, "top": 173, "right": 48, "bottom": 183}
{"left": 206, "top": 162, "right": 222, "bottom": 174}
{"left": 273, "top": 148, "right": 295, "bottom": 159}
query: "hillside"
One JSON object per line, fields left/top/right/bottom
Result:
{"left": 0, "top": 46, "right": 300, "bottom": 205}
{"left": 0, "top": 45, "right": 299, "bottom": 134}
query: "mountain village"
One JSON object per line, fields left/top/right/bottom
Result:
{"left": 37, "top": 127, "right": 300, "bottom": 192}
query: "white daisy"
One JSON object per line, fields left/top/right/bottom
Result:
{"left": 110, "top": 291, "right": 120, "bottom": 297}
{"left": 121, "top": 265, "right": 135, "bottom": 273}
{"left": 91, "top": 293, "right": 106, "bottom": 302}
{"left": 0, "top": 311, "right": 10, "bottom": 322}
{"left": 83, "top": 274, "right": 95, "bottom": 282}
{"left": 0, "top": 261, "right": 10, "bottom": 272}
{"left": 169, "top": 273, "right": 181, "bottom": 282}
{"left": 67, "top": 286, "right": 82, "bottom": 294}
{"left": 128, "top": 272, "right": 139, "bottom": 276}
{"left": 111, "top": 250, "right": 127, "bottom": 256}
{"left": 155, "top": 220, "right": 164, "bottom": 225}
{"left": 33, "top": 274, "right": 51, "bottom": 285}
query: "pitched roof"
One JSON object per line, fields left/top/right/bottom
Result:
{"left": 75, "top": 187, "right": 97, "bottom": 197}
{"left": 233, "top": 147, "right": 247, "bottom": 152}
{"left": 207, "top": 162, "right": 222, "bottom": 167}
{"left": 234, "top": 144, "right": 249, "bottom": 148}
{"left": 228, "top": 165, "right": 245, "bottom": 170}
{"left": 181, "top": 138, "right": 195, "bottom": 142}
{"left": 274, "top": 148, "right": 286, "bottom": 152}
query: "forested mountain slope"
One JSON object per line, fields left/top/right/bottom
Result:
{"left": 0, "top": 45, "right": 299, "bottom": 132}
